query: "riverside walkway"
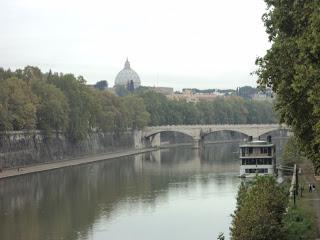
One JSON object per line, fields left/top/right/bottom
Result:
{"left": 299, "top": 159, "right": 320, "bottom": 239}
{"left": 0, "top": 148, "right": 156, "bottom": 179}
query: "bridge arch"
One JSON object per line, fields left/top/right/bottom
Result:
{"left": 258, "top": 128, "right": 291, "bottom": 138}
{"left": 201, "top": 129, "right": 249, "bottom": 141}
{"left": 144, "top": 130, "right": 195, "bottom": 148}
{"left": 144, "top": 130, "right": 195, "bottom": 139}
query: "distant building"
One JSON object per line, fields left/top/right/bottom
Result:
{"left": 149, "top": 86, "right": 174, "bottom": 96}
{"left": 114, "top": 58, "right": 141, "bottom": 90}
{"left": 167, "top": 89, "right": 224, "bottom": 103}
{"left": 252, "top": 88, "right": 274, "bottom": 101}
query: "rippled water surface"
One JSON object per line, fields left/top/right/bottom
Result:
{"left": 0, "top": 141, "right": 285, "bottom": 240}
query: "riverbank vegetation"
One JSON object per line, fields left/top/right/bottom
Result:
{"left": 230, "top": 176, "right": 288, "bottom": 239}
{"left": 281, "top": 137, "right": 319, "bottom": 238}
{"left": 281, "top": 136, "right": 302, "bottom": 169}
{"left": 0, "top": 66, "right": 277, "bottom": 142}
{"left": 230, "top": 176, "right": 313, "bottom": 240}
{"left": 252, "top": 1, "right": 320, "bottom": 236}
{"left": 0, "top": 67, "right": 150, "bottom": 141}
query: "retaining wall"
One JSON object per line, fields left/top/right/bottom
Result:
{"left": 0, "top": 131, "right": 135, "bottom": 169}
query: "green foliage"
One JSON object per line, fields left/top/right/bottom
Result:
{"left": 0, "top": 77, "right": 37, "bottom": 131}
{"left": 94, "top": 80, "right": 108, "bottom": 90}
{"left": 49, "top": 73, "right": 94, "bottom": 142}
{"left": 138, "top": 91, "right": 277, "bottom": 126}
{"left": 282, "top": 207, "right": 313, "bottom": 240}
{"left": 31, "top": 80, "right": 69, "bottom": 133}
{"left": 0, "top": 67, "right": 150, "bottom": 142}
{"left": 282, "top": 136, "right": 302, "bottom": 167}
{"left": 256, "top": 1, "right": 320, "bottom": 173}
{"left": 138, "top": 91, "right": 169, "bottom": 125}
{"left": 93, "top": 91, "right": 119, "bottom": 132}
{"left": 230, "top": 176, "right": 288, "bottom": 240}
{"left": 122, "top": 95, "right": 150, "bottom": 129}
{"left": 115, "top": 85, "right": 130, "bottom": 97}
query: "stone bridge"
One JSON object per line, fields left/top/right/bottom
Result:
{"left": 135, "top": 124, "right": 289, "bottom": 148}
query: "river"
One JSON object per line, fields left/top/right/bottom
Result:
{"left": 0, "top": 140, "right": 285, "bottom": 240}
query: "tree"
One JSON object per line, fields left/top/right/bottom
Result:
{"left": 93, "top": 90, "right": 122, "bottom": 133}
{"left": 115, "top": 85, "right": 129, "bottom": 97}
{"left": 282, "top": 136, "right": 302, "bottom": 168}
{"left": 138, "top": 91, "right": 169, "bottom": 125}
{"left": 255, "top": 1, "right": 320, "bottom": 173}
{"left": 49, "top": 73, "right": 93, "bottom": 142}
{"left": 230, "top": 176, "right": 288, "bottom": 240}
{"left": 95, "top": 80, "right": 108, "bottom": 90}
{"left": 31, "top": 80, "right": 69, "bottom": 133}
{"left": 122, "top": 95, "right": 150, "bottom": 129}
{"left": 0, "top": 77, "right": 37, "bottom": 130}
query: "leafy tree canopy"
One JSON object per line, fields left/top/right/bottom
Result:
{"left": 255, "top": 0, "right": 320, "bottom": 172}
{"left": 230, "top": 176, "right": 288, "bottom": 240}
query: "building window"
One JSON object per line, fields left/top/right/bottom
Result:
{"left": 263, "top": 159, "right": 272, "bottom": 165}
{"left": 245, "top": 159, "right": 257, "bottom": 165}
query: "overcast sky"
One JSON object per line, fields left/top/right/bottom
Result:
{"left": 0, "top": 0, "right": 270, "bottom": 90}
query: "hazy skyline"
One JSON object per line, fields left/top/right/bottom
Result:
{"left": 0, "top": 0, "right": 270, "bottom": 90}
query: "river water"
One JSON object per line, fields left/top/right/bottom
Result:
{"left": 0, "top": 141, "right": 285, "bottom": 240}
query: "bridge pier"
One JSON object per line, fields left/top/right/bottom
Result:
{"left": 192, "top": 138, "right": 201, "bottom": 149}
{"left": 133, "top": 130, "right": 144, "bottom": 149}
{"left": 150, "top": 132, "right": 161, "bottom": 148}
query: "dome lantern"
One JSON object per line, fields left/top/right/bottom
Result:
{"left": 124, "top": 58, "right": 130, "bottom": 69}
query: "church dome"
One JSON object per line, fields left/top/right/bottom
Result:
{"left": 114, "top": 58, "right": 141, "bottom": 89}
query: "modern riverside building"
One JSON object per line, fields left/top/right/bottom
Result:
{"left": 239, "top": 136, "right": 276, "bottom": 177}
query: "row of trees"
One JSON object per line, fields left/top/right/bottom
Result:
{"left": 0, "top": 67, "right": 150, "bottom": 142}
{"left": 138, "top": 91, "right": 277, "bottom": 126}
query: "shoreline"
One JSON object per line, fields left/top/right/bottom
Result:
{"left": 0, "top": 147, "right": 157, "bottom": 180}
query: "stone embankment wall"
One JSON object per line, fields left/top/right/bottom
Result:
{"left": 0, "top": 131, "right": 136, "bottom": 169}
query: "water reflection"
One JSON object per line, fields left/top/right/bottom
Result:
{"left": 0, "top": 142, "right": 276, "bottom": 240}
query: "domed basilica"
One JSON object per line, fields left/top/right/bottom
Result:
{"left": 114, "top": 58, "right": 141, "bottom": 90}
